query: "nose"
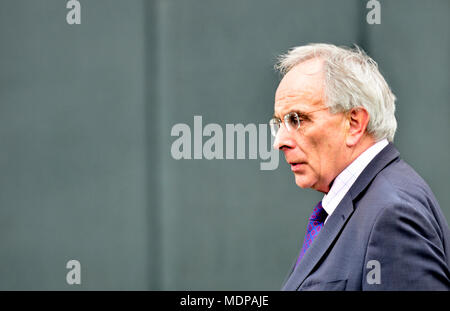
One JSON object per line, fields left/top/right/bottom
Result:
{"left": 273, "top": 124, "right": 296, "bottom": 150}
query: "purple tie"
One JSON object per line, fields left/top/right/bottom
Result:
{"left": 295, "top": 201, "right": 328, "bottom": 267}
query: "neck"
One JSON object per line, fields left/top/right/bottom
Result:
{"left": 347, "top": 135, "right": 376, "bottom": 165}
{"left": 319, "top": 135, "right": 376, "bottom": 194}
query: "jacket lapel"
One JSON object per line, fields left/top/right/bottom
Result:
{"left": 282, "top": 143, "right": 400, "bottom": 290}
{"left": 282, "top": 194, "right": 354, "bottom": 290}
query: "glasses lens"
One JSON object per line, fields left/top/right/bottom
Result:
{"left": 269, "top": 118, "right": 280, "bottom": 137}
{"left": 284, "top": 112, "right": 300, "bottom": 131}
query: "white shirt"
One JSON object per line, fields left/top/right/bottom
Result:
{"left": 322, "top": 139, "right": 389, "bottom": 223}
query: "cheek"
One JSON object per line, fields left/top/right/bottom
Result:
{"left": 320, "top": 127, "right": 347, "bottom": 170}
{"left": 306, "top": 123, "right": 343, "bottom": 170}
{"left": 301, "top": 133, "right": 322, "bottom": 164}
{"left": 320, "top": 118, "right": 346, "bottom": 145}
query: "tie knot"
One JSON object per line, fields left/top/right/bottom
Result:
{"left": 309, "top": 201, "right": 328, "bottom": 223}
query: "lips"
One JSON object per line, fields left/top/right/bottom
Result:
{"left": 289, "top": 162, "right": 306, "bottom": 172}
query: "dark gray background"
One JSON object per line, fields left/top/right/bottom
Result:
{"left": 0, "top": 0, "right": 448, "bottom": 290}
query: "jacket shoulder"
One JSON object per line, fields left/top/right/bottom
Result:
{"left": 359, "top": 158, "right": 450, "bottom": 289}
{"left": 365, "top": 158, "right": 440, "bottom": 218}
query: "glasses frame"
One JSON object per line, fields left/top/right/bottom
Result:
{"left": 269, "top": 107, "right": 329, "bottom": 137}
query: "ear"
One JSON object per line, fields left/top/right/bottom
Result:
{"left": 345, "top": 108, "right": 370, "bottom": 147}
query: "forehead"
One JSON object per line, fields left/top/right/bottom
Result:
{"left": 274, "top": 58, "right": 325, "bottom": 116}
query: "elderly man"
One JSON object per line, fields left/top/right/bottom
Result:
{"left": 271, "top": 43, "right": 450, "bottom": 290}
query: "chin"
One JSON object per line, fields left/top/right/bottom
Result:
{"left": 294, "top": 175, "right": 315, "bottom": 189}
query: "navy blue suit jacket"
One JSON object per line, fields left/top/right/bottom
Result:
{"left": 282, "top": 143, "right": 450, "bottom": 290}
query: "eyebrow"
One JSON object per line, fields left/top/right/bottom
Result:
{"left": 273, "top": 110, "right": 310, "bottom": 119}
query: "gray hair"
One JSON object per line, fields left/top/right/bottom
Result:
{"left": 275, "top": 43, "right": 397, "bottom": 142}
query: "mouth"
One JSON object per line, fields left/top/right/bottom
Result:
{"left": 289, "top": 162, "right": 306, "bottom": 172}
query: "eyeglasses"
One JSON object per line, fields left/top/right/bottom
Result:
{"left": 269, "top": 107, "right": 328, "bottom": 137}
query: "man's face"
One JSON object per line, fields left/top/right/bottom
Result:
{"left": 273, "top": 58, "right": 349, "bottom": 193}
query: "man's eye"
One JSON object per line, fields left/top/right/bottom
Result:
{"left": 286, "top": 114, "right": 300, "bottom": 126}
{"left": 290, "top": 116, "right": 300, "bottom": 124}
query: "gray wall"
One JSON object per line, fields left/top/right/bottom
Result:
{"left": 0, "top": 0, "right": 448, "bottom": 290}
